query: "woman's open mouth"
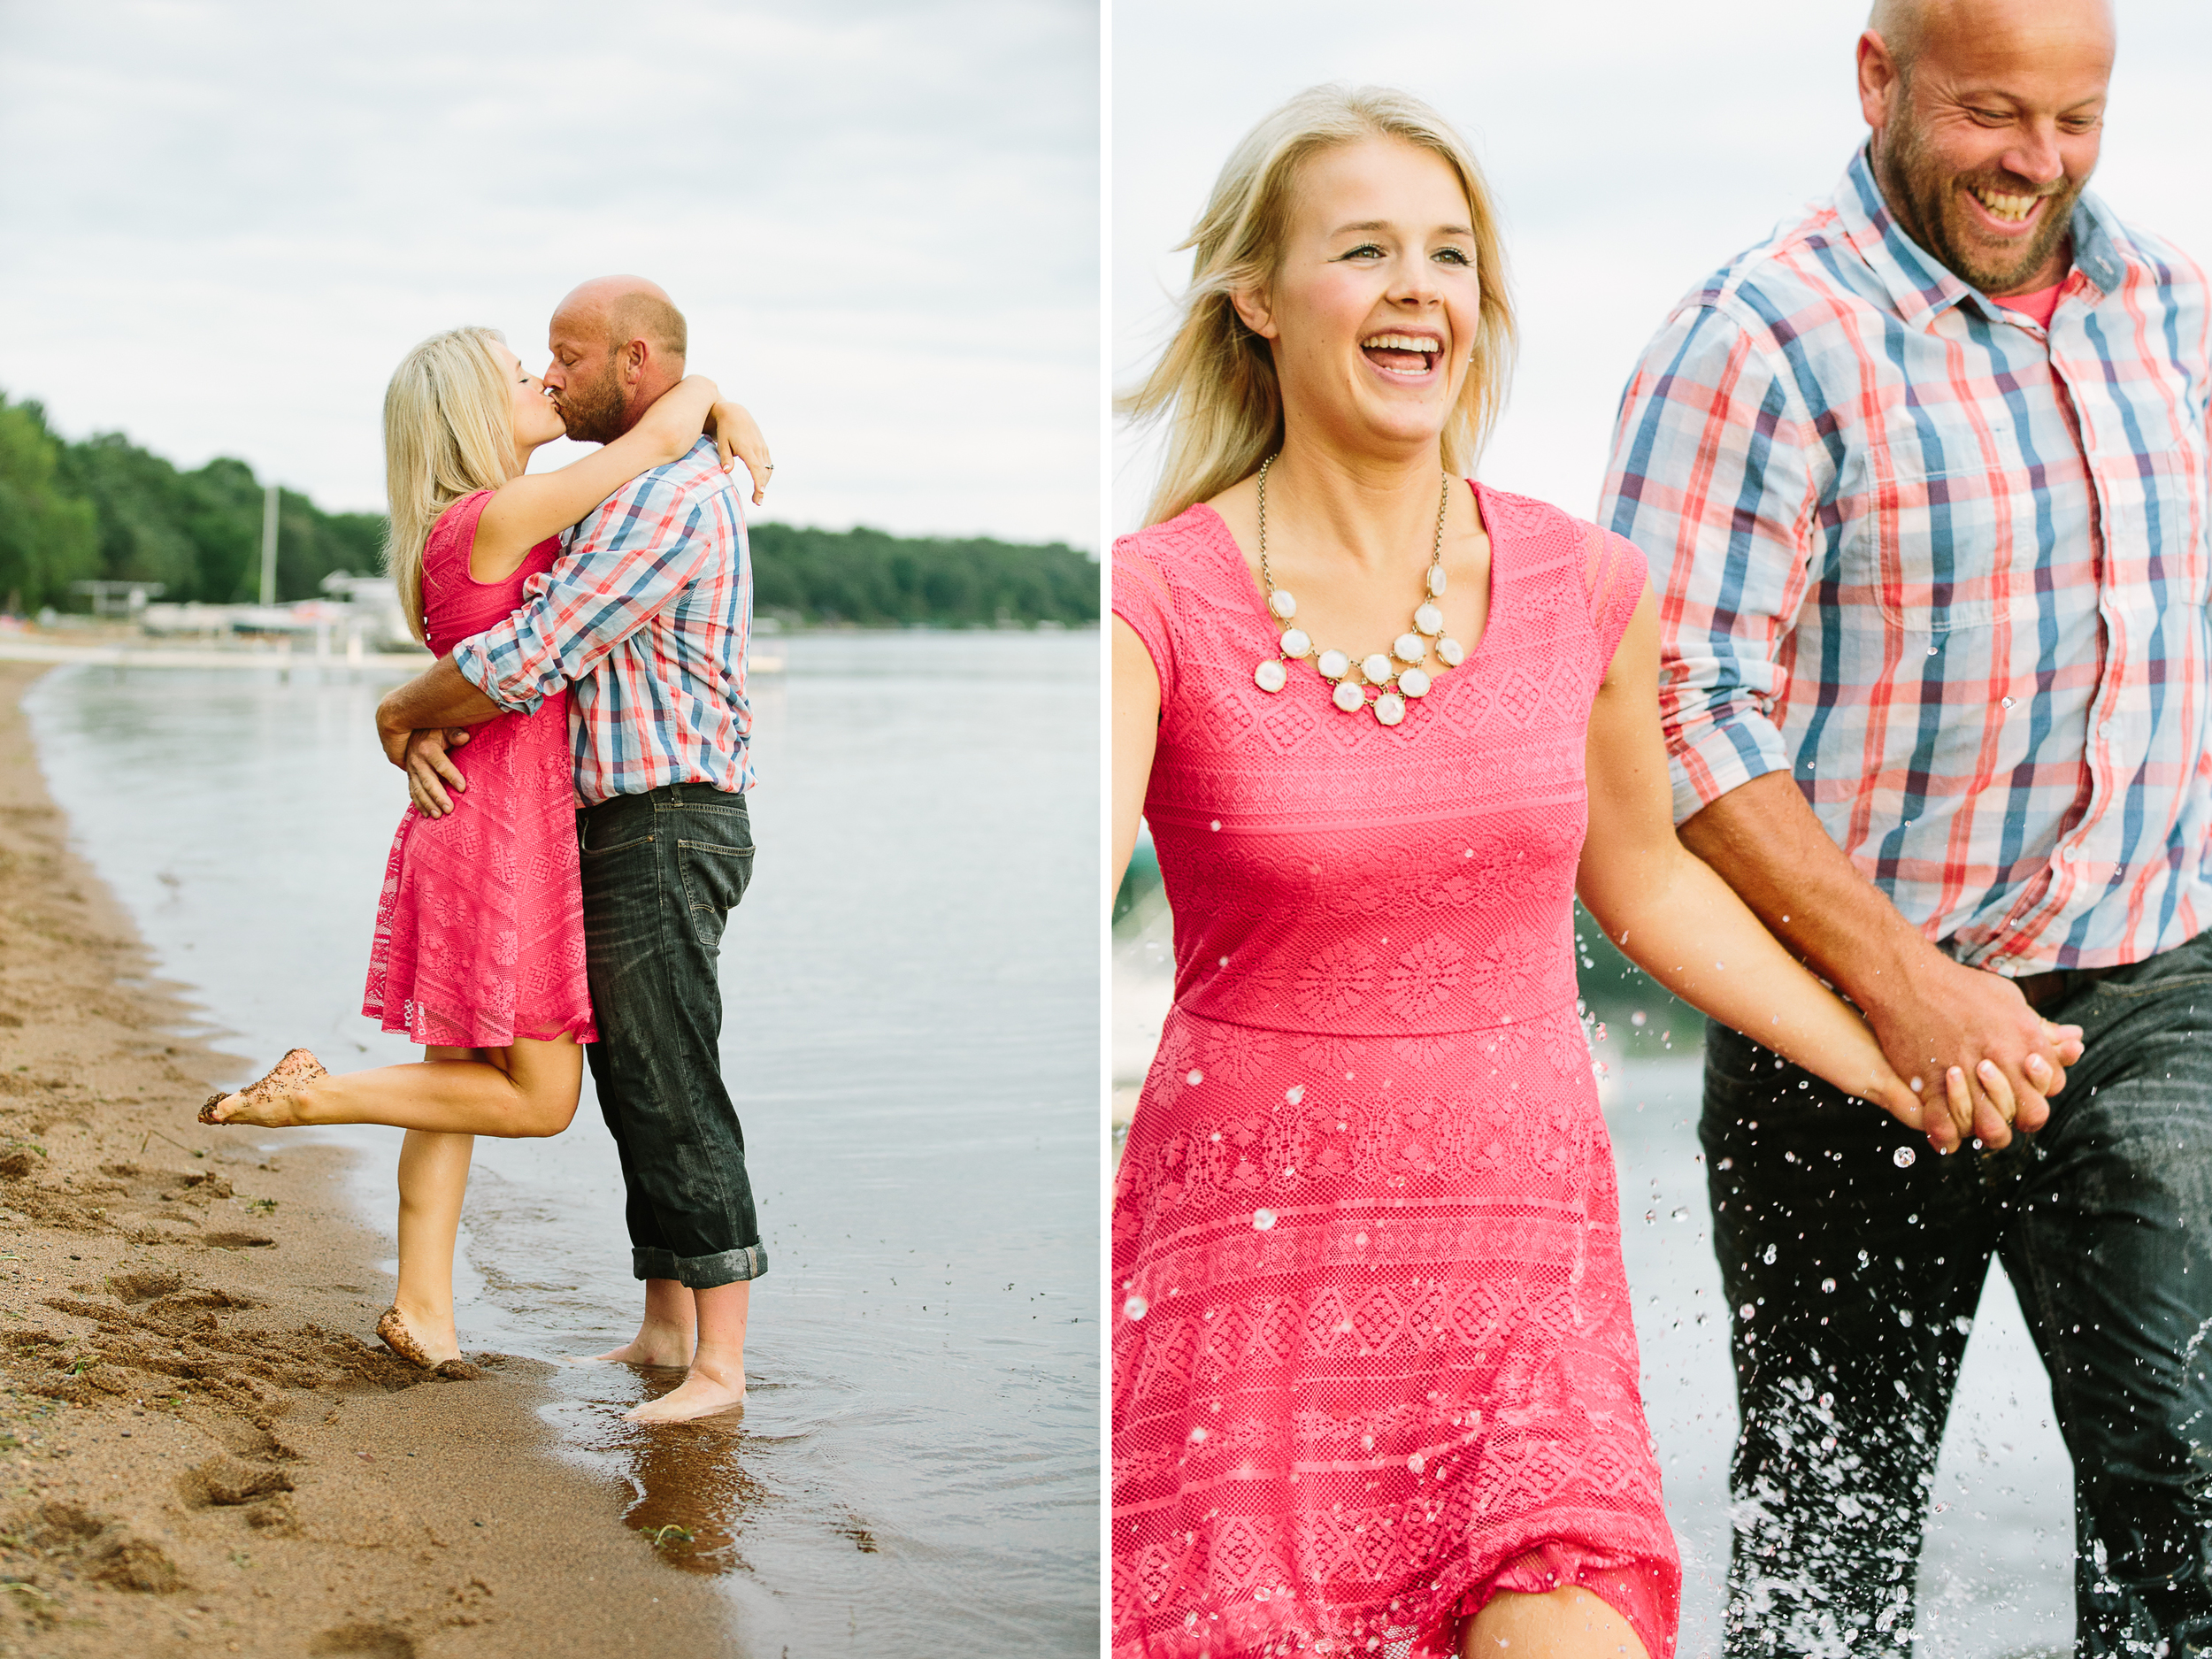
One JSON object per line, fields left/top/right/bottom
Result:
{"left": 1360, "top": 332, "right": 1443, "bottom": 377}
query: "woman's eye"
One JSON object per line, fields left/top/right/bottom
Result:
{"left": 1338, "top": 243, "right": 1386, "bottom": 261}
{"left": 1433, "top": 247, "right": 1472, "bottom": 266}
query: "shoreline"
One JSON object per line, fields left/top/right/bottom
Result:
{"left": 0, "top": 663, "right": 736, "bottom": 1657}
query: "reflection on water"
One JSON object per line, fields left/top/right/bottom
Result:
{"left": 557, "top": 1375, "right": 769, "bottom": 1574}
{"left": 26, "top": 631, "right": 1100, "bottom": 1658}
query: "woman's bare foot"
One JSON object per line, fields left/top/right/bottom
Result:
{"left": 376, "top": 1304, "right": 461, "bottom": 1369}
{"left": 200, "top": 1048, "right": 327, "bottom": 1126}
{"left": 625, "top": 1358, "right": 745, "bottom": 1424}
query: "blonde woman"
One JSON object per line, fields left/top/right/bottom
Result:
{"left": 200, "top": 326, "right": 765, "bottom": 1371}
{"left": 1109, "top": 86, "right": 2083, "bottom": 1659}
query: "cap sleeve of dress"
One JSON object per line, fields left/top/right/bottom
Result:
{"left": 1112, "top": 533, "right": 1179, "bottom": 713}
{"left": 1581, "top": 523, "right": 1649, "bottom": 672}
{"left": 421, "top": 489, "right": 497, "bottom": 599}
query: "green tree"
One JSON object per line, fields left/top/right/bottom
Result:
{"left": 0, "top": 401, "right": 99, "bottom": 611}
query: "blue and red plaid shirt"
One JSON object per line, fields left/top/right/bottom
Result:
{"left": 454, "top": 437, "right": 755, "bottom": 804}
{"left": 1599, "top": 149, "right": 2212, "bottom": 973}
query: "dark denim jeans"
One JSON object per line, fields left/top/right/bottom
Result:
{"left": 576, "top": 782, "right": 764, "bottom": 1289}
{"left": 1701, "top": 927, "right": 2212, "bottom": 1657}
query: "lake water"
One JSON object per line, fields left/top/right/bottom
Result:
{"left": 24, "top": 630, "right": 1102, "bottom": 1658}
{"left": 1114, "top": 895, "right": 2072, "bottom": 1659}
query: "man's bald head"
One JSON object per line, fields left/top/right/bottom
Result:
{"left": 1857, "top": 0, "right": 2115, "bottom": 296}
{"left": 544, "top": 275, "right": 689, "bottom": 443}
{"left": 557, "top": 274, "right": 688, "bottom": 363}
{"left": 1867, "top": 0, "right": 2115, "bottom": 82}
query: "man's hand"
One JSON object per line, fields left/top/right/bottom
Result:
{"left": 1862, "top": 953, "right": 2083, "bottom": 1148}
{"left": 1677, "top": 771, "right": 2085, "bottom": 1154}
{"left": 397, "top": 727, "right": 472, "bottom": 818}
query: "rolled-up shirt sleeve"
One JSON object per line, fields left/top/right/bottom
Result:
{"left": 1596, "top": 301, "right": 1820, "bottom": 826}
{"left": 453, "top": 473, "right": 715, "bottom": 715}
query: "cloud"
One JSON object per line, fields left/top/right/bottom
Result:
{"left": 0, "top": 0, "right": 1100, "bottom": 546}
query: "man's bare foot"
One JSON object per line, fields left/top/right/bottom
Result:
{"left": 625, "top": 1360, "right": 745, "bottom": 1424}
{"left": 567, "top": 1311, "right": 693, "bottom": 1368}
{"left": 376, "top": 1303, "right": 461, "bottom": 1369}
{"left": 200, "top": 1048, "right": 327, "bottom": 1126}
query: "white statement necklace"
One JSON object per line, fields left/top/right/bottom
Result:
{"left": 1251, "top": 454, "right": 1463, "bottom": 726}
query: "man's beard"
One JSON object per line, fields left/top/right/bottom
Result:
{"left": 1875, "top": 113, "right": 2083, "bottom": 296}
{"left": 556, "top": 361, "right": 627, "bottom": 444}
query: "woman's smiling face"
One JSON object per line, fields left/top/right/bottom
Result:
{"left": 1238, "top": 134, "right": 1484, "bottom": 457}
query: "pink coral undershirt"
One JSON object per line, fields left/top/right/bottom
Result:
{"left": 2001, "top": 279, "right": 2066, "bottom": 329}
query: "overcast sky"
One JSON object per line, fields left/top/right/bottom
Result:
{"left": 1113, "top": 0, "right": 2212, "bottom": 534}
{"left": 0, "top": 0, "right": 1098, "bottom": 548}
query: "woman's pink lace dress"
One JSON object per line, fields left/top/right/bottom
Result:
{"left": 1111, "top": 484, "right": 1679, "bottom": 1659}
{"left": 361, "top": 490, "right": 595, "bottom": 1048}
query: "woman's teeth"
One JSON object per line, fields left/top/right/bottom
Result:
{"left": 1361, "top": 334, "right": 1439, "bottom": 375}
{"left": 1970, "top": 185, "right": 2040, "bottom": 224}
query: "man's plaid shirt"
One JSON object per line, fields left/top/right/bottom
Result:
{"left": 1599, "top": 149, "right": 2212, "bottom": 973}
{"left": 455, "top": 437, "right": 755, "bottom": 804}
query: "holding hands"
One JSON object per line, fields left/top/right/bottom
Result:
{"left": 1861, "top": 957, "right": 2083, "bottom": 1153}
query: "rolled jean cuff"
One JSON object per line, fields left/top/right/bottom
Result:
{"left": 631, "top": 1244, "right": 768, "bottom": 1288}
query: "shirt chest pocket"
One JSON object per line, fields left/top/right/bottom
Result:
{"left": 2124, "top": 434, "right": 2211, "bottom": 611}
{"left": 1843, "top": 447, "right": 2047, "bottom": 634}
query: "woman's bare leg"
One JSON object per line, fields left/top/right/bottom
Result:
{"left": 1462, "top": 1587, "right": 1650, "bottom": 1658}
{"left": 390, "top": 1110, "right": 475, "bottom": 1366}
{"left": 207, "top": 1033, "right": 584, "bottom": 1138}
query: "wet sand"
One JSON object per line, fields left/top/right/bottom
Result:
{"left": 0, "top": 664, "right": 733, "bottom": 1658}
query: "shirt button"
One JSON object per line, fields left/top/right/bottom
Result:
{"left": 2098, "top": 719, "right": 2114, "bottom": 736}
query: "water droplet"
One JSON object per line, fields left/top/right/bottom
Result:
{"left": 2001, "top": 695, "right": 2016, "bottom": 709}
{"left": 1285, "top": 1085, "right": 1304, "bottom": 1105}
{"left": 1955, "top": 1315, "right": 1974, "bottom": 1334}
{"left": 1898, "top": 1309, "right": 1915, "bottom": 1327}
{"left": 1124, "top": 1294, "right": 1148, "bottom": 1321}
{"left": 1740, "top": 1304, "right": 1756, "bottom": 1321}
{"left": 1927, "top": 643, "right": 1939, "bottom": 656}
{"left": 1909, "top": 1077, "right": 1924, "bottom": 1093}
{"left": 1821, "top": 1278, "right": 1837, "bottom": 1294}
{"left": 1631, "top": 1010, "right": 1647, "bottom": 1027}
{"left": 1671, "top": 1207, "right": 1689, "bottom": 1223}
{"left": 1894, "top": 1145, "right": 1918, "bottom": 1168}
{"left": 1209, "top": 819, "right": 1221, "bottom": 832}
{"left": 1406, "top": 1451, "right": 1425, "bottom": 1474}
{"left": 1643, "top": 1210, "right": 1656, "bottom": 1225}
{"left": 1188, "top": 1425, "right": 1208, "bottom": 1443}
{"left": 1252, "top": 1210, "right": 1276, "bottom": 1231}
{"left": 1355, "top": 1232, "right": 1368, "bottom": 1247}
{"left": 1763, "top": 1243, "right": 1778, "bottom": 1264}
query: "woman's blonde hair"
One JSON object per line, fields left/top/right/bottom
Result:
{"left": 381, "top": 326, "right": 516, "bottom": 644}
{"left": 1119, "top": 84, "right": 1517, "bottom": 527}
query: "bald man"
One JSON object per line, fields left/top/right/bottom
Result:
{"left": 376, "top": 277, "right": 764, "bottom": 1425}
{"left": 1598, "top": 3, "right": 2212, "bottom": 1652}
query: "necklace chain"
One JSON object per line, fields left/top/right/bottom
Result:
{"left": 1251, "top": 454, "right": 1461, "bottom": 726}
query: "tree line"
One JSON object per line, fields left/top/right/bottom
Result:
{"left": 0, "top": 392, "right": 1099, "bottom": 627}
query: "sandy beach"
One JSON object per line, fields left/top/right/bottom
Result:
{"left": 0, "top": 663, "right": 736, "bottom": 1658}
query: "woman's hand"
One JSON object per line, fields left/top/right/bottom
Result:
{"left": 706, "top": 399, "right": 772, "bottom": 504}
{"left": 1854, "top": 1046, "right": 1945, "bottom": 1149}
